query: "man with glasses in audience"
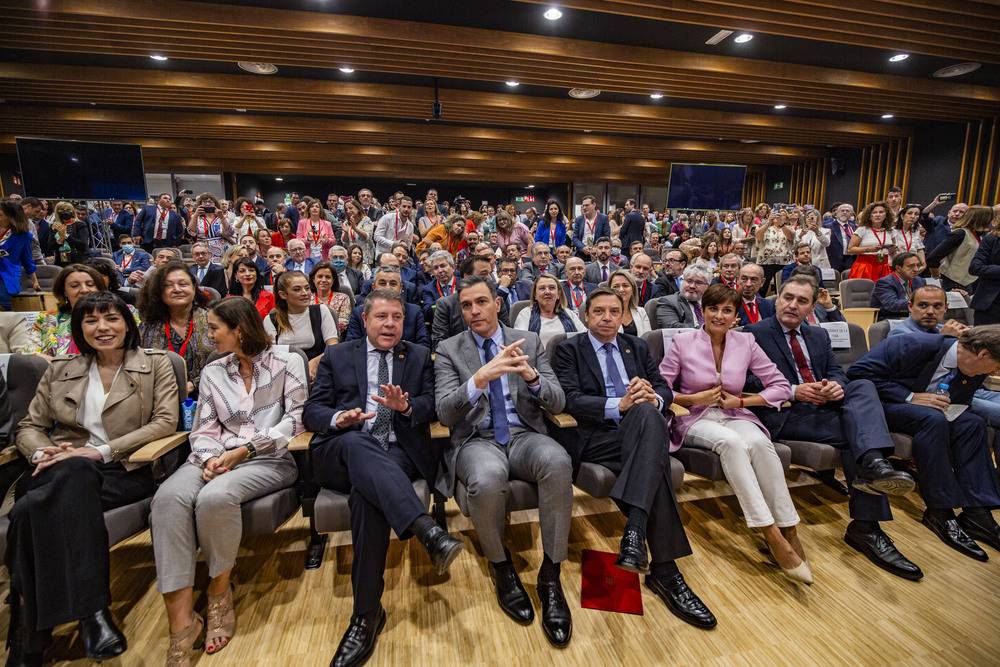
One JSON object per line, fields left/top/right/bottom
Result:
{"left": 654, "top": 248, "right": 687, "bottom": 296}
{"left": 496, "top": 257, "right": 531, "bottom": 309}
{"left": 562, "top": 256, "right": 596, "bottom": 314}
{"left": 572, "top": 195, "right": 610, "bottom": 261}
{"left": 656, "top": 264, "right": 711, "bottom": 328}
{"left": 520, "top": 242, "right": 565, "bottom": 281}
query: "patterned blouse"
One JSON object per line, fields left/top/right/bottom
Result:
{"left": 188, "top": 347, "right": 307, "bottom": 466}
{"left": 314, "top": 291, "right": 353, "bottom": 337}
{"left": 139, "top": 308, "right": 215, "bottom": 390}
{"left": 755, "top": 225, "right": 794, "bottom": 266}
{"left": 25, "top": 304, "right": 142, "bottom": 357}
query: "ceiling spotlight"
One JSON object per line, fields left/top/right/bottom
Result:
{"left": 150, "top": 54, "right": 168, "bottom": 61}
{"left": 339, "top": 67, "right": 355, "bottom": 73}
{"left": 734, "top": 33, "right": 754, "bottom": 43}
{"left": 527, "top": 184, "right": 536, "bottom": 188}
{"left": 774, "top": 104, "right": 787, "bottom": 109}
{"left": 506, "top": 80, "right": 520, "bottom": 87}
{"left": 235, "top": 108, "right": 247, "bottom": 112}
{"left": 650, "top": 93, "right": 664, "bottom": 99}
{"left": 881, "top": 113, "right": 894, "bottom": 119}
{"left": 889, "top": 54, "right": 909, "bottom": 62}
{"left": 275, "top": 177, "right": 283, "bottom": 181}
{"left": 543, "top": 8, "right": 563, "bottom": 20}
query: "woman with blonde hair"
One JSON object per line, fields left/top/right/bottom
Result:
{"left": 607, "top": 269, "right": 651, "bottom": 336}
{"left": 512, "top": 274, "right": 585, "bottom": 345}
{"left": 927, "top": 204, "right": 995, "bottom": 294}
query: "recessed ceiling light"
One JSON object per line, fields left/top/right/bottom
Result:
{"left": 650, "top": 93, "right": 664, "bottom": 99}
{"left": 774, "top": 104, "right": 787, "bottom": 109}
{"left": 705, "top": 29, "right": 733, "bottom": 45}
{"left": 543, "top": 8, "right": 563, "bottom": 20}
{"left": 235, "top": 108, "right": 247, "bottom": 112}
{"left": 406, "top": 183, "right": 417, "bottom": 186}
{"left": 881, "top": 113, "right": 894, "bottom": 119}
{"left": 526, "top": 184, "right": 536, "bottom": 189}
{"left": 569, "top": 88, "right": 600, "bottom": 99}
{"left": 889, "top": 54, "right": 909, "bottom": 62}
{"left": 933, "top": 62, "right": 981, "bottom": 78}
{"left": 150, "top": 54, "right": 168, "bottom": 61}
{"left": 734, "top": 33, "right": 754, "bottom": 43}
{"left": 506, "top": 80, "right": 519, "bottom": 87}
{"left": 89, "top": 102, "right": 97, "bottom": 106}
{"left": 238, "top": 62, "right": 278, "bottom": 74}
{"left": 275, "top": 177, "right": 283, "bottom": 181}
{"left": 339, "top": 67, "right": 355, "bottom": 73}
{"left": 583, "top": 129, "right": 592, "bottom": 133}
{"left": 740, "top": 139, "right": 759, "bottom": 144}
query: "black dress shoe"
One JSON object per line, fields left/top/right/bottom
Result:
{"left": 5, "top": 595, "right": 51, "bottom": 667}
{"left": 78, "top": 608, "right": 127, "bottom": 660}
{"left": 536, "top": 580, "right": 572, "bottom": 648}
{"left": 421, "top": 525, "right": 465, "bottom": 575}
{"left": 488, "top": 562, "right": 534, "bottom": 625}
{"left": 613, "top": 528, "right": 650, "bottom": 575}
{"left": 844, "top": 522, "right": 923, "bottom": 581}
{"left": 645, "top": 573, "right": 716, "bottom": 629}
{"left": 331, "top": 606, "right": 386, "bottom": 667}
{"left": 922, "top": 510, "right": 988, "bottom": 562}
{"left": 958, "top": 512, "right": 1000, "bottom": 552}
{"left": 852, "top": 458, "right": 915, "bottom": 496}
{"left": 306, "top": 533, "right": 329, "bottom": 571}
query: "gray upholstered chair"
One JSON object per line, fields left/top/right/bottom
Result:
{"left": 838, "top": 278, "right": 875, "bottom": 309}
{"left": 643, "top": 297, "right": 661, "bottom": 326}
{"left": 509, "top": 299, "right": 531, "bottom": 326}
{"left": 867, "top": 320, "right": 892, "bottom": 348}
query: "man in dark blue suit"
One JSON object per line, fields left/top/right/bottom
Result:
{"left": 571, "top": 195, "right": 610, "bottom": 260}
{"left": 420, "top": 250, "right": 458, "bottom": 324}
{"left": 132, "top": 192, "right": 184, "bottom": 252}
{"left": 357, "top": 252, "right": 421, "bottom": 305}
{"left": 304, "top": 289, "right": 464, "bottom": 667}
{"left": 111, "top": 235, "right": 150, "bottom": 281}
{"left": 552, "top": 288, "right": 715, "bottom": 629}
{"left": 735, "top": 263, "right": 775, "bottom": 327}
{"left": 822, "top": 203, "right": 856, "bottom": 274}
{"left": 746, "top": 277, "right": 921, "bottom": 580}
{"left": 629, "top": 253, "right": 659, "bottom": 307}
{"left": 780, "top": 243, "right": 813, "bottom": 282}
{"left": 618, "top": 199, "right": 645, "bottom": 258}
{"left": 107, "top": 201, "right": 134, "bottom": 250}
{"left": 345, "top": 266, "right": 429, "bottom": 347}
{"left": 848, "top": 326, "right": 1000, "bottom": 560}
{"left": 283, "top": 238, "right": 318, "bottom": 274}
{"left": 561, "top": 257, "right": 596, "bottom": 314}
{"left": 496, "top": 257, "right": 532, "bottom": 311}
{"left": 871, "top": 252, "right": 925, "bottom": 320}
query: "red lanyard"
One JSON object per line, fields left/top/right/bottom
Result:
{"left": 639, "top": 280, "right": 647, "bottom": 303}
{"left": 311, "top": 221, "right": 322, "bottom": 245}
{"left": 158, "top": 208, "right": 167, "bottom": 224}
{"left": 893, "top": 272, "right": 912, "bottom": 298}
{"left": 585, "top": 216, "right": 596, "bottom": 237}
{"left": 436, "top": 276, "right": 456, "bottom": 298}
{"left": 0, "top": 228, "right": 11, "bottom": 246}
{"left": 900, "top": 229, "right": 913, "bottom": 251}
{"left": 122, "top": 253, "right": 133, "bottom": 269}
{"left": 971, "top": 231, "right": 982, "bottom": 243}
{"left": 165, "top": 315, "right": 194, "bottom": 357}
{"left": 202, "top": 215, "right": 221, "bottom": 238}
{"left": 570, "top": 285, "right": 584, "bottom": 309}
{"left": 314, "top": 292, "right": 334, "bottom": 306}
{"left": 745, "top": 299, "right": 759, "bottom": 323}
{"left": 722, "top": 276, "right": 737, "bottom": 288}
{"left": 550, "top": 225, "right": 556, "bottom": 247}
{"left": 871, "top": 228, "right": 888, "bottom": 248}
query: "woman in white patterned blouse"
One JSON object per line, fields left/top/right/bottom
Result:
{"left": 150, "top": 297, "right": 307, "bottom": 665}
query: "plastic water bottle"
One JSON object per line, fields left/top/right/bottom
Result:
{"left": 182, "top": 398, "right": 197, "bottom": 431}
{"left": 932, "top": 383, "right": 950, "bottom": 399}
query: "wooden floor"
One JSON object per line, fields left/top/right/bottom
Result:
{"left": 3, "top": 470, "right": 1000, "bottom": 666}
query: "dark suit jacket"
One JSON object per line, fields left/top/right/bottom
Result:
{"left": 969, "top": 234, "right": 1000, "bottom": 315}
{"left": 654, "top": 272, "right": 682, "bottom": 297}
{"left": 359, "top": 277, "right": 420, "bottom": 305}
{"left": 562, "top": 281, "right": 597, "bottom": 310}
{"left": 189, "top": 263, "right": 227, "bottom": 294}
{"left": 552, "top": 332, "right": 673, "bottom": 469}
{"left": 340, "top": 267, "right": 363, "bottom": 296}
{"left": 421, "top": 279, "right": 458, "bottom": 323}
{"left": 871, "top": 274, "right": 926, "bottom": 320}
{"left": 782, "top": 261, "right": 814, "bottom": 282}
{"left": 499, "top": 280, "right": 533, "bottom": 308}
{"left": 571, "top": 214, "right": 611, "bottom": 256}
{"left": 656, "top": 293, "right": 698, "bottom": 329}
{"left": 344, "top": 302, "right": 430, "bottom": 347}
{"left": 109, "top": 209, "right": 135, "bottom": 248}
{"left": 812, "top": 305, "right": 845, "bottom": 323}
{"left": 921, "top": 215, "right": 952, "bottom": 256}
{"left": 620, "top": 210, "right": 645, "bottom": 255}
{"left": 113, "top": 248, "right": 151, "bottom": 276}
{"left": 284, "top": 257, "right": 318, "bottom": 274}
{"left": 584, "top": 261, "right": 618, "bottom": 285}
{"left": 132, "top": 205, "right": 184, "bottom": 246}
{"left": 822, "top": 219, "right": 855, "bottom": 274}
{"left": 737, "top": 295, "right": 776, "bottom": 327}
{"left": 518, "top": 261, "right": 565, "bottom": 282}
{"left": 303, "top": 339, "right": 440, "bottom": 484}
{"left": 430, "top": 291, "right": 510, "bottom": 352}
{"left": 635, "top": 278, "right": 659, "bottom": 307}
{"left": 847, "top": 333, "right": 982, "bottom": 405}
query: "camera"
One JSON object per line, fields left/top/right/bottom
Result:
{"left": 939, "top": 193, "right": 957, "bottom": 202}
{"left": 202, "top": 204, "right": 216, "bottom": 214}
{"left": 431, "top": 101, "right": 442, "bottom": 119}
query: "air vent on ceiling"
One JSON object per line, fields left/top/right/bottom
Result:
{"left": 238, "top": 62, "right": 278, "bottom": 75}
{"left": 933, "top": 62, "right": 981, "bottom": 78}
{"left": 569, "top": 88, "right": 601, "bottom": 99}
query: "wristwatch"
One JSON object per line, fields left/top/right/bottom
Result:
{"left": 244, "top": 443, "right": 257, "bottom": 460}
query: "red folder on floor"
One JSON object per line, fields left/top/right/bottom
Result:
{"left": 580, "top": 549, "right": 643, "bottom": 615}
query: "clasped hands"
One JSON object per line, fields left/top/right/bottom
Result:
{"left": 794, "top": 378, "right": 844, "bottom": 405}
{"left": 688, "top": 386, "right": 742, "bottom": 409}
{"left": 472, "top": 338, "right": 537, "bottom": 390}
{"left": 334, "top": 383, "right": 411, "bottom": 429}
{"left": 31, "top": 442, "right": 103, "bottom": 476}
{"left": 618, "top": 377, "right": 660, "bottom": 414}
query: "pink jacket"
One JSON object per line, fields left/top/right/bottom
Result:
{"left": 497, "top": 222, "right": 534, "bottom": 256}
{"left": 659, "top": 328, "right": 791, "bottom": 451}
{"left": 296, "top": 219, "right": 336, "bottom": 260}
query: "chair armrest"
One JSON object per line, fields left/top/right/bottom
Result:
{"left": 543, "top": 410, "right": 578, "bottom": 428}
{"left": 431, "top": 421, "right": 450, "bottom": 439}
{"left": 128, "top": 432, "right": 190, "bottom": 464}
{"left": 668, "top": 403, "right": 689, "bottom": 418}
{"left": 0, "top": 446, "right": 21, "bottom": 467}
{"left": 288, "top": 432, "right": 313, "bottom": 451}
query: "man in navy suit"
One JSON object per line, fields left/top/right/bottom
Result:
{"left": 780, "top": 243, "right": 813, "bottom": 282}
{"left": 345, "top": 266, "right": 429, "bottom": 347}
{"left": 132, "top": 192, "right": 184, "bottom": 251}
{"left": 188, "top": 242, "right": 227, "bottom": 294}
{"left": 848, "top": 326, "right": 1000, "bottom": 561}
{"left": 822, "top": 203, "right": 856, "bottom": 274}
{"left": 654, "top": 248, "right": 687, "bottom": 296}
{"left": 107, "top": 201, "right": 134, "bottom": 250}
{"left": 357, "top": 253, "right": 421, "bottom": 305}
{"left": 571, "top": 195, "right": 610, "bottom": 260}
{"left": 283, "top": 238, "right": 318, "bottom": 274}
{"left": 711, "top": 254, "right": 741, "bottom": 289}
{"left": 735, "top": 263, "right": 776, "bottom": 327}
{"left": 746, "top": 277, "right": 921, "bottom": 580}
{"left": 552, "top": 287, "right": 716, "bottom": 628}
{"left": 561, "top": 257, "right": 596, "bottom": 314}
{"left": 304, "top": 289, "right": 464, "bottom": 667}
{"left": 496, "top": 257, "right": 532, "bottom": 310}
{"left": 619, "top": 199, "right": 646, "bottom": 257}
{"left": 871, "top": 252, "right": 926, "bottom": 320}
{"left": 629, "top": 253, "right": 659, "bottom": 307}
{"left": 112, "top": 235, "right": 150, "bottom": 280}
{"left": 420, "top": 250, "right": 458, "bottom": 324}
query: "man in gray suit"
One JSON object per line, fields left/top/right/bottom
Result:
{"left": 584, "top": 237, "right": 617, "bottom": 285}
{"left": 434, "top": 275, "right": 574, "bottom": 648}
{"left": 656, "top": 263, "right": 712, "bottom": 328}
{"left": 519, "top": 242, "right": 565, "bottom": 281}
{"left": 431, "top": 256, "right": 510, "bottom": 351}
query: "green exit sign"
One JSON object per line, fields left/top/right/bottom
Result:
{"left": 515, "top": 195, "right": 536, "bottom": 203}
{"left": 773, "top": 182, "right": 784, "bottom": 190}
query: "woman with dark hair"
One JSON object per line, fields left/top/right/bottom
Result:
{"left": 139, "top": 259, "right": 214, "bottom": 396}
{"left": 341, "top": 197, "right": 374, "bottom": 266}
{"left": 512, "top": 274, "right": 584, "bottom": 345}
{"left": 83, "top": 256, "right": 137, "bottom": 306}
{"left": 308, "top": 260, "right": 352, "bottom": 337}
{"left": 847, "top": 200, "right": 897, "bottom": 282}
{"left": 346, "top": 243, "right": 371, "bottom": 280}
{"left": 50, "top": 201, "right": 92, "bottom": 266}
{"left": 927, "top": 204, "right": 994, "bottom": 294}
{"left": 671, "top": 228, "right": 692, "bottom": 248}
{"left": 232, "top": 197, "right": 267, "bottom": 240}
{"left": 0, "top": 199, "right": 41, "bottom": 311}
{"left": 894, "top": 203, "right": 925, "bottom": 267}
{"left": 717, "top": 226, "right": 734, "bottom": 257}
{"left": 659, "top": 284, "right": 806, "bottom": 584}
{"left": 226, "top": 257, "right": 274, "bottom": 319}
{"left": 262, "top": 271, "right": 338, "bottom": 379}
{"left": 534, "top": 199, "right": 569, "bottom": 251}
{"left": 271, "top": 217, "right": 296, "bottom": 250}
{"left": 297, "top": 200, "right": 336, "bottom": 262}
{"left": 187, "top": 193, "right": 232, "bottom": 265}
{"left": 151, "top": 297, "right": 306, "bottom": 663}
{"left": 8, "top": 291, "right": 177, "bottom": 664}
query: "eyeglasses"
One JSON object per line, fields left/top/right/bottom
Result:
{"left": 684, "top": 280, "right": 708, "bottom": 287}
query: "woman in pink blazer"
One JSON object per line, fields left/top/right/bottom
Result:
{"left": 296, "top": 200, "right": 336, "bottom": 260}
{"left": 660, "top": 284, "right": 812, "bottom": 584}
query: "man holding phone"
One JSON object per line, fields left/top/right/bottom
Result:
{"left": 921, "top": 194, "right": 965, "bottom": 256}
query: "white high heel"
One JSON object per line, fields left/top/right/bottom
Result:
{"left": 782, "top": 557, "right": 814, "bottom": 585}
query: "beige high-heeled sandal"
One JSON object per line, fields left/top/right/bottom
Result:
{"left": 205, "top": 584, "right": 237, "bottom": 654}
{"left": 166, "top": 613, "right": 204, "bottom": 667}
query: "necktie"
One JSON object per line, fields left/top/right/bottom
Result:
{"left": 602, "top": 342, "right": 628, "bottom": 397}
{"left": 788, "top": 329, "right": 815, "bottom": 383}
{"left": 197, "top": 266, "right": 206, "bottom": 282}
{"left": 602, "top": 265, "right": 608, "bottom": 282}
{"left": 574, "top": 286, "right": 583, "bottom": 310}
{"left": 369, "top": 351, "right": 391, "bottom": 449}
{"left": 482, "top": 338, "right": 510, "bottom": 445}
{"left": 156, "top": 208, "right": 167, "bottom": 239}
{"left": 692, "top": 301, "right": 705, "bottom": 326}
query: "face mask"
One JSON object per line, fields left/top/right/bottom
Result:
{"left": 331, "top": 258, "right": 347, "bottom": 272}
{"left": 57, "top": 210, "right": 74, "bottom": 221}
{"left": 611, "top": 248, "right": 621, "bottom": 256}
{"left": 122, "top": 244, "right": 134, "bottom": 254}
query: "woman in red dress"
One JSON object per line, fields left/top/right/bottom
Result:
{"left": 847, "top": 201, "right": 896, "bottom": 282}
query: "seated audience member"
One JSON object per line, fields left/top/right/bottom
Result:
{"left": 871, "top": 252, "right": 926, "bottom": 321}
{"left": 328, "top": 245, "right": 363, "bottom": 297}
{"left": 520, "top": 242, "right": 565, "bottom": 281}
{"left": 584, "top": 237, "right": 615, "bottom": 285}
{"left": 50, "top": 202, "right": 93, "bottom": 266}
{"left": 138, "top": 260, "right": 215, "bottom": 396}
{"left": 513, "top": 274, "right": 585, "bottom": 346}
{"left": 562, "top": 256, "right": 596, "bottom": 314}
{"left": 189, "top": 242, "right": 228, "bottom": 294}
{"left": 434, "top": 275, "right": 574, "bottom": 647}
{"left": 552, "top": 288, "right": 716, "bottom": 628}
{"left": 151, "top": 297, "right": 307, "bottom": 663}
{"left": 392, "top": 241, "right": 418, "bottom": 283}
{"left": 712, "top": 253, "right": 741, "bottom": 289}
{"left": 411, "top": 248, "right": 433, "bottom": 288}
{"left": 304, "top": 289, "right": 463, "bottom": 666}
{"left": 554, "top": 244, "right": 572, "bottom": 267}
{"left": 84, "top": 257, "right": 136, "bottom": 306}
{"left": 263, "top": 271, "right": 338, "bottom": 379}
{"left": 271, "top": 217, "right": 296, "bottom": 250}
{"left": 431, "top": 256, "right": 511, "bottom": 351}
{"left": 654, "top": 248, "right": 687, "bottom": 296}
{"left": 239, "top": 234, "right": 270, "bottom": 276}
{"left": 786, "top": 266, "right": 845, "bottom": 323}
{"left": 848, "top": 326, "right": 1000, "bottom": 559}
{"left": 357, "top": 252, "right": 421, "bottom": 305}
{"left": 309, "top": 261, "right": 352, "bottom": 337}
{"left": 660, "top": 284, "right": 809, "bottom": 583}
{"left": 25, "top": 264, "right": 141, "bottom": 357}
{"left": 780, "top": 243, "right": 814, "bottom": 282}
{"left": 113, "top": 234, "right": 150, "bottom": 283}
{"left": 734, "top": 263, "right": 775, "bottom": 327}
{"left": 745, "top": 277, "right": 921, "bottom": 580}
{"left": 218, "top": 244, "right": 249, "bottom": 291}
{"left": 496, "top": 257, "right": 532, "bottom": 309}
{"left": 284, "top": 238, "right": 317, "bottom": 276}
{"left": 345, "top": 266, "right": 430, "bottom": 347}
{"left": 264, "top": 246, "right": 287, "bottom": 289}
{"left": 629, "top": 253, "right": 659, "bottom": 307}
{"left": 421, "top": 250, "right": 458, "bottom": 323}
{"left": 226, "top": 258, "right": 275, "bottom": 320}
{"left": 0, "top": 310, "right": 30, "bottom": 353}
{"left": 8, "top": 292, "right": 177, "bottom": 664}
{"left": 656, "top": 263, "right": 712, "bottom": 329}
{"left": 608, "top": 270, "right": 651, "bottom": 336}
{"left": 254, "top": 228, "right": 273, "bottom": 261}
